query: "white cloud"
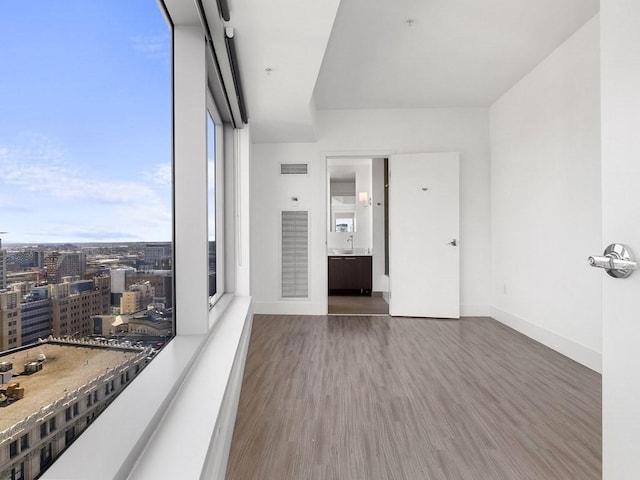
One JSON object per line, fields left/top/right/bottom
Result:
{"left": 131, "top": 34, "right": 169, "bottom": 60}
{"left": 0, "top": 136, "right": 173, "bottom": 242}
{"left": 147, "top": 162, "right": 172, "bottom": 187}
{"left": 0, "top": 193, "right": 29, "bottom": 211}
{"left": 0, "top": 137, "right": 166, "bottom": 204}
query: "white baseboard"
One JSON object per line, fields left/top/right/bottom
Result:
{"left": 255, "top": 302, "right": 489, "bottom": 317}
{"left": 253, "top": 301, "right": 326, "bottom": 316}
{"left": 490, "top": 307, "right": 602, "bottom": 373}
{"left": 460, "top": 304, "right": 490, "bottom": 316}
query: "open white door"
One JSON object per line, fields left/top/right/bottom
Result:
{"left": 389, "top": 152, "right": 460, "bottom": 318}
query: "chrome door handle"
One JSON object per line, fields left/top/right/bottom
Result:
{"left": 588, "top": 243, "right": 637, "bottom": 278}
{"left": 446, "top": 239, "right": 457, "bottom": 247}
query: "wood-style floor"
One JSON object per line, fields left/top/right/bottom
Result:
{"left": 226, "top": 315, "right": 601, "bottom": 480}
{"left": 328, "top": 293, "right": 389, "bottom": 315}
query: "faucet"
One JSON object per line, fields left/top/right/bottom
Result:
{"left": 347, "top": 235, "right": 353, "bottom": 249}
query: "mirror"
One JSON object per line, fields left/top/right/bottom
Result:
{"left": 330, "top": 176, "right": 356, "bottom": 232}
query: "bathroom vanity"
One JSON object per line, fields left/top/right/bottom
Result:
{"left": 328, "top": 250, "right": 372, "bottom": 295}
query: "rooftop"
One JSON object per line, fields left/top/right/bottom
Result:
{"left": 0, "top": 343, "right": 138, "bottom": 432}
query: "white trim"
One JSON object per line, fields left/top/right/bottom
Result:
{"left": 127, "top": 297, "right": 252, "bottom": 480}
{"left": 206, "top": 109, "right": 226, "bottom": 311}
{"left": 206, "top": 85, "right": 223, "bottom": 125}
{"left": 382, "top": 291, "right": 390, "bottom": 304}
{"left": 235, "top": 130, "right": 243, "bottom": 268}
{"left": 215, "top": 122, "right": 226, "bottom": 303}
{"left": 234, "top": 128, "right": 252, "bottom": 296}
{"left": 323, "top": 150, "right": 392, "bottom": 160}
{"left": 490, "top": 306, "right": 602, "bottom": 373}
{"left": 224, "top": 126, "right": 237, "bottom": 294}
{"left": 460, "top": 304, "right": 490, "bottom": 316}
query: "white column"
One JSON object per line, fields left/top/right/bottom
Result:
{"left": 224, "top": 126, "right": 236, "bottom": 294}
{"left": 173, "top": 26, "right": 209, "bottom": 335}
{"left": 234, "top": 127, "right": 252, "bottom": 296}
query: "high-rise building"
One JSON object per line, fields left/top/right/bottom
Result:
{"left": 143, "top": 243, "right": 172, "bottom": 270}
{"left": 44, "top": 252, "right": 87, "bottom": 285}
{"left": 8, "top": 281, "right": 37, "bottom": 298}
{"left": 0, "top": 287, "right": 50, "bottom": 350}
{"left": 7, "top": 249, "right": 46, "bottom": 270}
{"left": 109, "top": 267, "right": 135, "bottom": 308}
{"left": 126, "top": 272, "right": 172, "bottom": 308}
{"left": 5, "top": 271, "right": 41, "bottom": 285}
{"left": 20, "top": 297, "right": 51, "bottom": 346}
{"left": 49, "top": 277, "right": 110, "bottom": 338}
{"left": 120, "top": 281, "right": 154, "bottom": 314}
{"left": 0, "top": 340, "right": 151, "bottom": 479}
{"left": 0, "top": 236, "right": 6, "bottom": 290}
{"left": 0, "top": 291, "right": 20, "bottom": 351}
{"left": 119, "top": 291, "right": 140, "bottom": 315}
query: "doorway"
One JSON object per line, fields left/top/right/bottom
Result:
{"left": 327, "top": 156, "right": 389, "bottom": 315}
{"left": 326, "top": 152, "right": 461, "bottom": 318}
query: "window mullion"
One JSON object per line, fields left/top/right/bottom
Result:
{"left": 173, "top": 25, "right": 209, "bottom": 335}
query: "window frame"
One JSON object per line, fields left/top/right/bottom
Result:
{"left": 19, "top": 434, "right": 28, "bottom": 450}
{"left": 207, "top": 90, "right": 225, "bottom": 308}
{"left": 40, "top": 443, "right": 53, "bottom": 470}
{"left": 9, "top": 440, "right": 18, "bottom": 459}
{"left": 11, "top": 462, "right": 24, "bottom": 480}
{"left": 39, "top": 1, "right": 252, "bottom": 477}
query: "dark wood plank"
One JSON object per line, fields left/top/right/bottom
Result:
{"left": 226, "top": 315, "right": 601, "bottom": 480}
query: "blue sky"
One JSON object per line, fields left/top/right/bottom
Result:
{"left": 0, "top": 1, "right": 172, "bottom": 243}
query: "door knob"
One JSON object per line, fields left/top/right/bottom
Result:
{"left": 446, "top": 239, "right": 457, "bottom": 247}
{"left": 588, "top": 243, "right": 637, "bottom": 278}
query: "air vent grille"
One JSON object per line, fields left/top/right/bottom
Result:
{"left": 281, "top": 210, "right": 309, "bottom": 298}
{"left": 280, "top": 163, "right": 308, "bottom": 175}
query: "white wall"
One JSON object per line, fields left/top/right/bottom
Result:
{"left": 601, "top": 2, "right": 640, "bottom": 477}
{"left": 251, "top": 143, "right": 328, "bottom": 314}
{"left": 251, "top": 108, "right": 491, "bottom": 315}
{"left": 489, "top": 16, "right": 602, "bottom": 371}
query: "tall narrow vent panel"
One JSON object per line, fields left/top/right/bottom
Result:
{"left": 280, "top": 163, "right": 308, "bottom": 175}
{"left": 281, "top": 211, "right": 309, "bottom": 298}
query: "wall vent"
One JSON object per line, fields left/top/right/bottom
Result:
{"left": 281, "top": 210, "right": 309, "bottom": 298}
{"left": 280, "top": 163, "right": 308, "bottom": 175}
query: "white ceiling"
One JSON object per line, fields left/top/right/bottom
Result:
{"left": 227, "top": 0, "right": 341, "bottom": 143}
{"left": 226, "top": 0, "right": 599, "bottom": 143}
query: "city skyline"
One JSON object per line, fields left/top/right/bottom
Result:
{"left": 0, "top": 2, "right": 172, "bottom": 244}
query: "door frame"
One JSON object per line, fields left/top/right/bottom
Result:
{"left": 322, "top": 151, "right": 391, "bottom": 315}
{"left": 322, "top": 150, "right": 461, "bottom": 318}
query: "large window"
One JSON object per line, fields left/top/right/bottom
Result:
{"left": 0, "top": 1, "right": 171, "bottom": 478}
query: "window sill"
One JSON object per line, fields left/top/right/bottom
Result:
{"left": 41, "top": 294, "right": 253, "bottom": 480}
